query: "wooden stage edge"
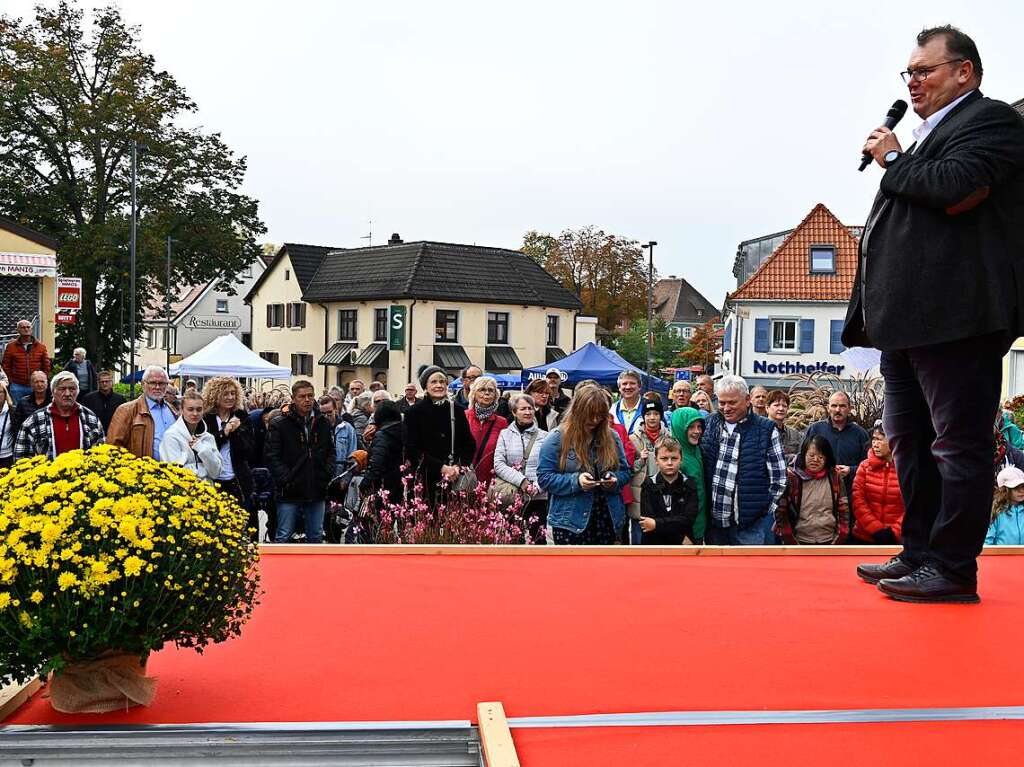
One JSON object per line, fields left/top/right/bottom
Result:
{"left": 259, "top": 543, "right": 1024, "bottom": 557}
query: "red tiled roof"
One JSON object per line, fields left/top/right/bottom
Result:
{"left": 728, "top": 203, "right": 858, "bottom": 302}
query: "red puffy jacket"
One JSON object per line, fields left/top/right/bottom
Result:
{"left": 851, "top": 451, "right": 905, "bottom": 542}
{"left": 2, "top": 337, "right": 51, "bottom": 386}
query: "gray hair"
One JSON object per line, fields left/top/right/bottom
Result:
{"left": 715, "top": 374, "right": 749, "bottom": 397}
{"left": 141, "top": 365, "right": 168, "bottom": 382}
{"left": 371, "top": 389, "right": 391, "bottom": 402}
{"left": 509, "top": 392, "right": 536, "bottom": 411}
{"left": 353, "top": 391, "right": 374, "bottom": 410}
{"left": 617, "top": 369, "right": 641, "bottom": 386}
{"left": 468, "top": 375, "right": 499, "bottom": 405}
{"left": 72, "top": 347, "right": 86, "bottom": 358}
{"left": 50, "top": 370, "right": 80, "bottom": 392}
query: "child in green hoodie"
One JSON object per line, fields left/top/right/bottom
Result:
{"left": 670, "top": 406, "right": 707, "bottom": 543}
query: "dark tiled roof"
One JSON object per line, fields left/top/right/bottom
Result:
{"left": 435, "top": 345, "right": 472, "bottom": 370}
{"left": 0, "top": 215, "right": 59, "bottom": 250}
{"left": 302, "top": 241, "right": 583, "bottom": 310}
{"left": 728, "top": 203, "right": 858, "bottom": 302}
{"left": 353, "top": 343, "right": 388, "bottom": 368}
{"left": 546, "top": 347, "right": 567, "bottom": 364}
{"left": 245, "top": 243, "right": 343, "bottom": 302}
{"left": 485, "top": 345, "right": 523, "bottom": 370}
{"left": 319, "top": 342, "right": 356, "bottom": 365}
{"left": 653, "top": 277, "right": 720, "bottom": 324}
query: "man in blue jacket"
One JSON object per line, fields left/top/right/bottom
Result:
{"left": 700, "top": 375, "right": 787, "bottom": 545}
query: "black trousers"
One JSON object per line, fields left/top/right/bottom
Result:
{"left": 880, "top": 331, "right": 1010, "bottom": 583}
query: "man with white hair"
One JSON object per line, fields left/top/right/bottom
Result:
{"left": 107, "top": 365, "right": 178, "bottom": 458}
{"left": 14, "top": 371, "right": 104, "bottom": 459}
{"left": 64, "top": 347, "right": 98, "bottom": 396}
{"left": 699, "top": 374, "right": 787, "bottom": 545}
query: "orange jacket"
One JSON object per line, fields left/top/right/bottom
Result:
{"left": 851, "top": 451, "right": 906, "bottom": 542}
{"left": 2, "top": 337, "right": 51, "bottom": 386}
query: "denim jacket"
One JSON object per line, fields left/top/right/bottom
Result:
{"left": 537, "top": 427, "right": 631, "bottom": 534}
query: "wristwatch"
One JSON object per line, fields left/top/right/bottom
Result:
{"left": 883, "top": 149, "right": 902, "bottom": 167}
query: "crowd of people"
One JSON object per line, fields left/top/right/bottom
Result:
{"left": 2, "top": 317, "right": 1023, "bottom": 547}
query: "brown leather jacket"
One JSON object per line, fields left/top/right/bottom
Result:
{"left": 2, "top": 336, "right": 51, "bottom": 386}
{"left": 106, "top": 395, "right": 178, "bottom": 458}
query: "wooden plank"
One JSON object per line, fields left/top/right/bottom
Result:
{"left": 259, "top": 544, "right": 1024, "bottom": 557}
{"left": 477, "top": 701, "right": 520, "bottom": 767}
{"left": 0, "top": 677, "right": 41, "bottom": 722}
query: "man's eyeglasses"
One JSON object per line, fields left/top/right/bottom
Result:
{"left": 144, "top": 380, "right": 169, "bottom": 387}
{"left": 900, "top": 59, "right": 963, "bottom": 84}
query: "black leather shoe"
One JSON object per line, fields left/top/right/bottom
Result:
{"left": 877, "top": 564, "right": 980, "bottom": 604}
{"left": 857, "top": 556, "right": 915, "bottom": 585}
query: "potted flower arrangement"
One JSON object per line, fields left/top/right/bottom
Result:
{"left": 0, "top": 445, "right": 260, "bottom": 713}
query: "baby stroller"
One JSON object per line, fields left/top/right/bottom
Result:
{"left": 325, "top": 451, "right": 368, "bottom": 544}
{"left": 250, "top": 467, "right": 276, "bottom": 543}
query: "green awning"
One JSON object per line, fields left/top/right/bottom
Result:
{"left": 434, "top": 345, "right": 472, "bottom": 370}
{"left": 485, "top": 345, "right": 523, "bottom": 371}
{"left": 319, "top": 342, "right": 356, "bottom": 365}
{"left": 545, "top": 347, "right": 567, "bottom": 364}
{"left": 353, "top": 342, "right": 388, "bottom": 368}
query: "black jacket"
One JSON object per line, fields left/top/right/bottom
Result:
{"left": 12, "top": 392, "right": 50, "bottom": 434}
{"left": 639, "top": 471, "right": 699, "bottom": 545}
{"left": 265, "top": 406, "right": 335, "bottom": 502}
{"left": 65, "top": 359, "right": 98, "bottom": 394}
{"left": 80, "top": 390, "right": 127, "bottom": 434}
{"left": 361, "top": 417, "right": 405, "bottom": 503}
{"left": 404, "top": 397, "right": 475, "bottom": 481}
{"left": 843, "top": 92, "right": 1024, "bottom": 351}
{"left": 204, "top": 410, "right": 256, "bottom": 497}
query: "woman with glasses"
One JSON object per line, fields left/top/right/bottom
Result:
{"left": 465, "top": 375, "right": 508, "bottom": 485}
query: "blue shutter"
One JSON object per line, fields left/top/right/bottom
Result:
{"left": 754, "top": 318, "right": 770, "bottom": 353}
{"left": 799, "top": 319, "right": 815, "bottom": 353}
{"left": 830, "top": 320, "right": 847, "bottom": 354}
{"left": 723, "top": 320, "right": 732, "bottom": 353}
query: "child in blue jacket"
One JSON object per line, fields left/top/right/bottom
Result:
{"left": 986, "top": 466, "right": 1024, "bottom": 545}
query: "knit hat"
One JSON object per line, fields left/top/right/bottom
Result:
{"left": 642, "top": 398, "right": 664, "bottom": 416}
{"left": 997, "top": 466, "right": 1024, "bottom": 489}
{"left": 417, "top": 364, "right": 445, "bottom": 390}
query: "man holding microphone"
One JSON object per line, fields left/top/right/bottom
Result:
{"left": 846, "top": 26, "right": 1024, "bottom": 602}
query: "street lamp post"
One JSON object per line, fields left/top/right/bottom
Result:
{"left": 644, "top": 240, "right": 657, "bottom": 386}
{"left": 128, "top": 140, "right": 148, "bottom": 398}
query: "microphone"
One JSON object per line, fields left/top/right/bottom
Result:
{"left": 858, "top": 99, "right": 908, "bottom": 171}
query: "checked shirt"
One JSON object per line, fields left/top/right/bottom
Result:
{"left": 710, "top": 416, "right": 787, "bottom": 527}
{"left": 13, "top": 405, "right": 105, "bottom": 460}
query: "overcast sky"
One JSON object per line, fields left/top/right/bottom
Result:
{"left": 7, "top": 1, "right": 1024, "bottom": 306}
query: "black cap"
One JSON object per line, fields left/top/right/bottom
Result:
{"left": 642, "top": 399, "right": 664, "bottom": 416}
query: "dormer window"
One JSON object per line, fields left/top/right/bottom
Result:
{"left": 810, "top": 245, "right": 836, "bottom": 274}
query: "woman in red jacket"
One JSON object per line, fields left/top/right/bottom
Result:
{"left": 851, "top": 422, "right": 906, "bottom": 544}
{"left": 465, "top": 375, "right": 508, "bottom": 484}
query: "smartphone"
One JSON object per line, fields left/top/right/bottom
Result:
{"left": 603, "top": 472, "right": 614, "bottom": 480}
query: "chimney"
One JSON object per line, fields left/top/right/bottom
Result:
{"left": 388, "top": 233, "right": 403, "bottom": 245}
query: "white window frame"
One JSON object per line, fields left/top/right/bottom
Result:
{"left": 770, "top": 317, "right": 799, "bottom": 353}
{"left": 682, "top": 326, "right": 694, "bottom": 339}
{"left": 809, "top": 245, "right": 836, "bottom": 274}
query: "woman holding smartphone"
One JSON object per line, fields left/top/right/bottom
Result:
{"left": 537, "top": 384, "right": 631, "bottom": 545}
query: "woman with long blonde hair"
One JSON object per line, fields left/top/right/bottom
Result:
{"left": 536, "top": 384, "right": 631, "bottom": 545}
{"left": 202, "top": 377, "right": 257, "bottom": 540}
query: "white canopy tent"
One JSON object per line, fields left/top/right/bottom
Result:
{"left": 169, "top": 333, "right": 291, "bottom": 379}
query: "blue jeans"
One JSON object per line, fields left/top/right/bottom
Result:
{"left": 275, "top": 501, "right": 326, "bottom": 543}
{"left": 8, "top": 383, "right": 30, "bottom": 402}
{"left": 705, "top": 513, "right": 776, "bottom": 545}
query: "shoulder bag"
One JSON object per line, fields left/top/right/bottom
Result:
{"left": 487, "top": 429, "right": 539, "bottom": 506}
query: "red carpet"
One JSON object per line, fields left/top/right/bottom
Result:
{"left": 7, "top": 551, "right": 1024, "bottom": 763}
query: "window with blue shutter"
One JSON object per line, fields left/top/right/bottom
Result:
{"left": 799, "top": 319, "right": 814, "bottom": 353}
{"left": 723, "top": 320, "right": 732, "bottom": 353}
{"left": 754, "top": 318, "right": 770, "bottom": 353}
{"left": 830, "top": 320, "right": 846, "bottom": 354}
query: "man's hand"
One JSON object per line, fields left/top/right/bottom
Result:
{"left": 862, "top": 126, "right": 902, "bottom": 168}
{"left": 639, "top": 517, "right": 657, "bottom": 533}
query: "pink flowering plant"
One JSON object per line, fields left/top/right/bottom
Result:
{"left": 355, "top": 467, "right": 545, "bottom": 545}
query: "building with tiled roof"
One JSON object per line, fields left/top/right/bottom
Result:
{"left": 136, "top": 255, "right": 267, "bottom": 373}
{"left": 245, "top": 234, "right": 596, "bottom": 391}
{"left": 652, "top": 276, "right": 720, "bottom": 340}
{"left": 719, "top": 204, "right": 867, "bottom": 388}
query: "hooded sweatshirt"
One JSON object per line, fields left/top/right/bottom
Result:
{"left": 670, "top": 407, "right": 708, "bottom": 542}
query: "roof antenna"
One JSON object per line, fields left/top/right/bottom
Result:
{"left": 360, "top": 219, "right": 373, "bottom": 247}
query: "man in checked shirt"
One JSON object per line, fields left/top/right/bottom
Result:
{"left": 699, "top": 375, "right": 788, "bottom": 545}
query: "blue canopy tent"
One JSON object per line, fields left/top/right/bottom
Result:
{"left": 520, "top": 342, "right": 669, "bottom": 395}
{"left": 448, "top": 373, "right": 522, "bottom": 392}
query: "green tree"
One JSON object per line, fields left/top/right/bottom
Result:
{"left": 610, "top": 318, "right": 685, "bottom": 376}
{"left": 0, "top": 2, "right": 265, "bottom": 367}
{"left": 521, "top": 226, "right": 651, "bottom": 330}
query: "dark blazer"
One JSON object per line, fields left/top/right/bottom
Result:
{"left": 843, "top": 91, "right": 1024, "bottom": 351}
{"left": 204, "top": 410, "right": 256, "bottom": 498}
{"left": 265, "top": 407, "right": 335, "bottom": 502}
{"left": 80, "top": 390, "right": 127, "bottom": 433}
